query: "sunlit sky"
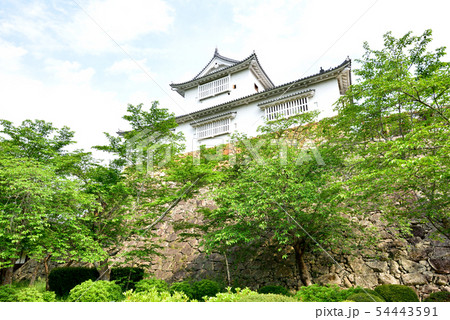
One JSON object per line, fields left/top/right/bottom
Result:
{"left": 1, "top": 0, "right": 449, "bottom": 160}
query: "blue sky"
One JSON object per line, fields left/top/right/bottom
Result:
{"left": 1, "top": 0, "right": 449, "bottom": 160}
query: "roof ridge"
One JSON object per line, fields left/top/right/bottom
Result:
{"left": 192, "top": 49, "right": 241, "bottom": 80}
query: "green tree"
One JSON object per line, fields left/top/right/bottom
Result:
{"left": 0, "top": 156, "right": 104, "bottom": 285}
{"left": 87, "top": 101, "right": 191, "bottom": 278}
{"left": 334, "top": 29, "right": 450, "bottom": 239}
{"left": 196, "top": 114, "right": 369, "bottom": 287}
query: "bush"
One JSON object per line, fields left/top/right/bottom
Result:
{"left": 192, "top": 279, "right": 221, "bottom": 300}
{"left": 42, "top": 291, "right": 57, "bottom": 302}
{"left": 258, "top": 285, "right": 290, "bottom": 296}
{"left": 207, "top": 287, "right": 260, "bottom": 302}
{"left": 135, "top": 278, "right": 169, "bottom": 293}
{"left": 295, "top": 284, "right": 349, "bottom": 302}
{"left": 170, "top": 281, "right": 195, "bottom": 300}
{"left": 424, "top": 291, "right": 450, "bottom": 302}
{"left": 110, "top": 267, "right": 145, "bottom": 291}
{"left": 48, "top": 267, "right": 99, "bottom": 296}
{"left": 15, "top": 287, "right": 44, "bottom": 302}
{"left": 347, "top": 293, "right": 385, "bottom": 302}
{"left": 374, "top": 284, "right": 419, "bottom": 302}
{"left": 0, "top": 285, "right": 18, "bottom": 302}
{"left": 124, "top": 288, "right": 190, "bottom": 302}
{"left": 238, "top": 293, "right": 297, "bottom": 302}
{"left": 68, "top": 280, "right": 123, "bottom": 302}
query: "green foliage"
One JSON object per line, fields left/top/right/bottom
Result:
{"left": 135, "top": 278, "right": 169, "bottom": 293}
{"left": 237, "top": 294, "right": 297, "bottom": 302}
{"left": 206, "top": 287, "right": 260, "bottom": 302}
{"left": 48, "top": 267, "right": 100, "bottom": 297}
{"left": 192, "top": 279, "right": 222, "bottom": 300}
{"left": 347, "top": 293, "right": 385, "bottom": 302}
{"left": 170, "top": 281, "right": 196, "bottom": 300}
{"left": 258, "top": 285, "right": 290, "bottom": 296}
{"left": 294, "top": 284, "right": 351, "bottom": 302}
{"left": 14, "top": 287, "right": 45, "bottom": 302}
{"left": 333, "top": 29, "right": 450, "bottom": 240}
{"left": 424, "top": 291, "right": 450, "bottom": 302}
{"left": 0, "top": 285, "right": 17, "bottom": 302}
{"left": 42, "top": 291, "right": 57, "bottom": 302}
{"left": 123, "top": 288, "right": 190, "bottom": 302}
{"left": 68, "top": 280, "right": 123, "bottom": 302}
{"left": 374, "top": 284, "right": 419, "bottom": 302}
{"left": 110, "top": 267, "right": 145, "bottom": 291}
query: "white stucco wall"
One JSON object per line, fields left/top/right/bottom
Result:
{"left": 176, "top": 76, "right": 342, "bottom": 152}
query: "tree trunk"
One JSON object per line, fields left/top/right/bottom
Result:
{"left": 98, "top": 258, "right": 110, "bottom": 281}
{"left": 2, "top": 260, "right": 15, "bottom": 285}
{"left": 43, "top": 254, "right": 51, "bottom": 291}
{"left": 293, "top": 240, "right": 312, "bottom": 288}
{"left": 29, "top": 261, "right": 40, "bottom": 287}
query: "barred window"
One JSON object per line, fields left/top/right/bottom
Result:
{"left": 198, "top": 75, "right": 230, "bottom": 100}
{"left": 196, "top": 118, "right": 231, "bottom": 140}
{"left": 265, "top": 97, "right": 308, "bottom": 121}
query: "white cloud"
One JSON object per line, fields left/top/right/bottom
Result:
{"left": 65, "top": 0, "right": 174, "bottom": 54}
{"left": 0, "top": 40, "right": 27, "bottom": 72}
{"left": 106, "top": 58, "right": 156, "bottom": 82}
{"left": 44, "top": 59, "right": 96, "bottom": 85}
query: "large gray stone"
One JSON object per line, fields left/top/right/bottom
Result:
{"left": 402, "top": 272, "right": 428, "bottom": 286}
{"left": 366, "top": 260, "right": 388, "bottom": 272}
{"left": 378, "top": 273, "right": 399, "bottom": 285}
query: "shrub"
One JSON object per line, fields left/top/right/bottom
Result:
{"left": 258, "top": 285, "right": 290, "bottom": 296}
{"left": 170, "top": 281, "right": 195, "bottom": 300}
{"left": 295, "top": 284, "right": 349, "bottom": 302}
{"left": 135, "top": 278, "right": 169, "bottom": 293}
{"left": 0, "top": 285, "right": 18, "bottom": 302}
{"left": 347, "top": 293, "right": 385, "bottom": 302}
{"left": 110, "top": 267, "right": 145, "bottom": 291}
{"left": 68, "top": 280, "right": 123, "bottom": 302}
{"left": 42, "top": 291, "right": 57, "bottom": 302}
{"left": 192, "top": 279, "right": 221, "bottom": 300}
{"left": 424, "top": 291, "right": 450, "bottom": 302}
{"left": 124, "top": 288, "right": 190, "bottom": 302}
{"left": 238, "top": 293, "right": 297, "bottom": 302}
{"left": 15, "top": 287, "right": 44, "bottom": 302}
{"left": 48, "top": 267, "right": 99, "bottom": 296}
{"left": 207, "top": 288, "right": 260, "bottom": 302}
{"left": 374, "top": 284, "right": 419, "bottom": 302}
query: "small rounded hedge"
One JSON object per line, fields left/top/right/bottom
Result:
{"left": 14, "top": 287, "right": 45, "bottom": 302}
{"left": 295, "top": 284, "right": 348, "bottom": 302}
{"left": 192, "top": 279, "right": 221, "bottom": 300}
{"left": 424, "top": 291, "right": 450, "bottom": 302}
{"left": 170, "top": 281, "right": 195, "bottom": 300}
{"left": 0, "top": 285, "right": 18, "bottom": 302}
{"left": 238, "top": 293, "right": 297, "bottom": 302}
{"left": 347, "top": 293, "right": 385, "bottom": 302}
{"left": 374, "top": 284, "right": 419, "bottom": 302}
{"left": 258, "top": 285, "right": 290, "bottom": 296}
{"left": 135, "top": 278, "right": 169, "bottom": 293}
{"left": 124, "top": 288, "right": 190, "bottom": 302}
{"left": 68, "top": 280, "right": 123, "bottom": 302}
{"left": 110, "top": 267, "right": 144, "bottom": 291}
{"left": 0, "top": 285, "right": 57, "bottom": 302}
{"left": 48, "top": 267, "right": 99, "bottom": 296}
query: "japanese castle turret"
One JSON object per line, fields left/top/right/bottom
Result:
{"left": 171, "top": 49, "right": 351, "bottom": 152}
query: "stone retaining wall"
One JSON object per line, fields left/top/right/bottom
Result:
{"left": 13, "top": 196, "right": 449, "bottom": 300}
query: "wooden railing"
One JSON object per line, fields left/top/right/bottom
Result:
{"left": 198, "top": 75, "right": 230, "bottom": 100}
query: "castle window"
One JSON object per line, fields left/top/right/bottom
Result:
{"left": 196, "top": 118, "right": 230, "bottom": 140}
{"left": 258, "top": 90, "right": 315, "bottom": 122}
{"left": 264, "top": 97, "right": 308, "bottom": 121}
{"left": 198, "top": 75, "right": 230, "bottom": 100}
